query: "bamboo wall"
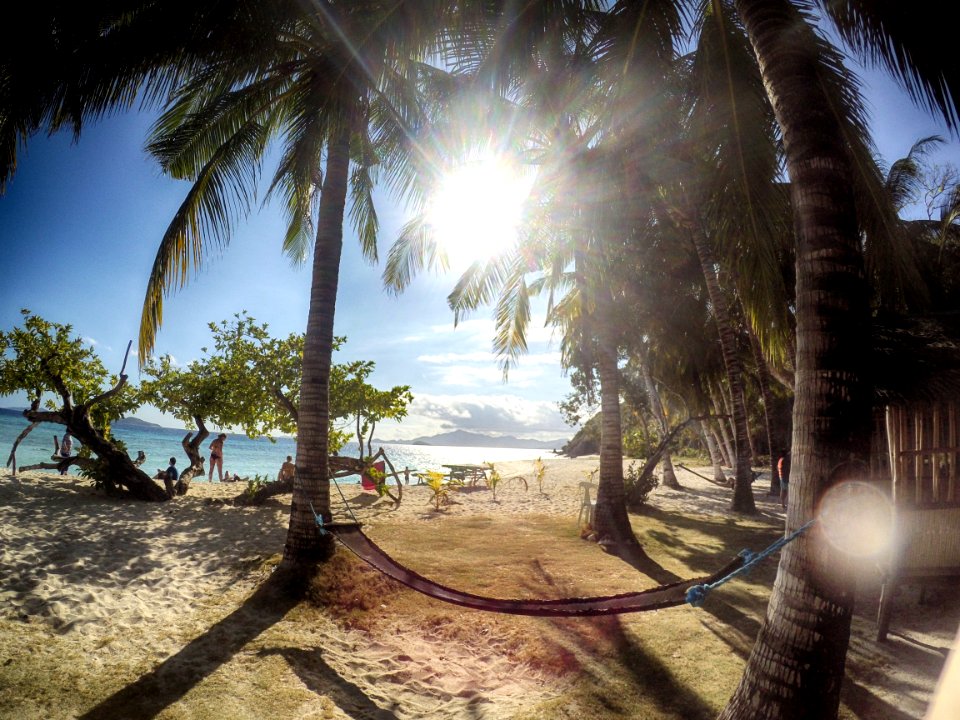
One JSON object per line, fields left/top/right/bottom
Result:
{"left": 896, "top": 507, "right": 960, "bottom": 572}
{"left": 885, "top": 402, "right": 960, "bottom": 507}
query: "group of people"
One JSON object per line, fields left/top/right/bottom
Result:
{"left": 152, "top": 433, "right": 296, "bottom": 498}
{"left": 56, "top": 427, "right": 295, "bottom": 496}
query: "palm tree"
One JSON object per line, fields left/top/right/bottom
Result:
{"left": 2, "top": 1, "right": 456, "bottom": 572}
{"left": 136, "top": 1, "right": 457, "bottom": 571}
{"left": 714, "top": 1, "right": 959, "bottom": 716}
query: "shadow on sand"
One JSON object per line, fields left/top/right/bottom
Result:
{"left": 77, "top": 565, "right": 399, "bottom": 720}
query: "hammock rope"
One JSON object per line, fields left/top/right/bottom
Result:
{"left": 314, "top": 516, "right": 747, "bottom": 616}
{"left": 685, "top": 519, "right": 816, "bottom": 607}
{"left": 313, "top": 476, "right": 814, "bottom": 616}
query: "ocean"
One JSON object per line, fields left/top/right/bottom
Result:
{"left": 0, "top": 413, "right": 552, "bottom": 483}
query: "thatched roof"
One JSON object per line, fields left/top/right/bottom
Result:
{"left": 871, "top": 313, "right": 960, "bottom": 405}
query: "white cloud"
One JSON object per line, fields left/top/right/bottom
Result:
{"left": 379, "top": 392, "right": 571, "bottom": 442}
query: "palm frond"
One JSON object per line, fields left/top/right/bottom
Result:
{"left": 139, "top": 121, "right": 268, "bottom": 358}
{"left": 382, "top": 214, "right": 448, "bottom": 293}
{"left": 822, "top": 0, "right": 960, "bottom": 131}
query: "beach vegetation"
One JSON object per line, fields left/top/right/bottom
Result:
{"left": 533, "top": 457, "right": 546, "bottom": 494}
{"left": 485, "top": 463, "right": 502, "bottom": 501}
{"left": 0, "top": 310, "right": 166, "bottom": 500}
{"left": 623, "top": 461, "right": 659, "bottom": 511}
{"left": 335, "top": 358, "right": 413, "bottom": 459}
{"left": 241, "top": 474, "right": 275, "bottom": 503}
{"left": 424, "top": 470, "right": 451, "bottom": 511}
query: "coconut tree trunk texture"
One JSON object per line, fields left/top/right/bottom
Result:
{"left": 593, "top": 334, "right": 644, "bottom": 550}
{"left": 281, "top": 118, "right": 352, "bottom": 570}
{"left": 700, "top": 419, "right": 727, "bottom": 482}
{"left": 709, "top": 383, "right": 736, "bottom": 467}
{"left": 741, "top": 386, "right": 759, "bottom": 459}
{"left": 688, "top": 226, "right": 756, "bottom": 512}
{"left": 638, "top": 355, "right": 681, "bottom": 488}
{"left": 719, "top": 1, "right": 873, "bottom": 717}
{"left": 749, "top": 329, "right": 782, "bottom": 496}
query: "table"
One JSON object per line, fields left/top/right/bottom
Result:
{"left": 442, "top": 464, "right": 488, "bottom": 487}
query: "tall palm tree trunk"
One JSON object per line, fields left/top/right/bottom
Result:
{"left": 639, "top": 354, "right": 681, "bottom": 488}
{"left": 700, "top": 419, "right": 727, "bottom": 482}
{"left": 282, "top": 120, "right": 352, "bottom": 570}
{"left": 710, "top": 383, "right": 736, "bottom": 466}
{"left": 720, "top": 1, "right": 873, "bottom": 717}
{"left": 749, "top": 330, "right": 781, "bottom": 496}
{"left": 689, "top": 228, "right": 757, "bottom": 512}
{"left": 593, "top": 334, "right": 641, "bottom": 548}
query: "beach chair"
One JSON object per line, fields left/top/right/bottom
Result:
{"left": 578, "top": 481, "right": 597, "bottom": 527}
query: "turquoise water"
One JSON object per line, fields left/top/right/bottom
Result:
{"left": 0, "top": 413, "right": 550, "bottom": 482}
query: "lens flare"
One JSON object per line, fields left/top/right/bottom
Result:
{"left": 426, "top": 154, "right": 534, "bottom": 269}
{"left": 817, "top": 481, "right": 894, "bottom": 558}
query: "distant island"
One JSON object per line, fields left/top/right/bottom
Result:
{"left": 114, "top": 417, "right": 164, "bottom": 430}
{"left": 374, "top": 429, "right": 566, "bottom": 450}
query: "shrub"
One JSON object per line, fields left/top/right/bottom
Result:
{"left": 624, "top": 462, "right": 659, "bottom": 510}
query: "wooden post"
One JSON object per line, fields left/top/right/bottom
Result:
{"left": 933, "top": 405, "right": 942, "bottom": 503}
{"left": 886, "top": 406, "right": 900, "bottom": 505}
{"left": 911, "top": 408, "right": 926, "bottom": 505}
{"left": 950, "top": 402, "right": 958, "bottom": 503}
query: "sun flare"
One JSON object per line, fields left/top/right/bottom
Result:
{"left": 427, "top": 154, "right": 534, "bottom": 268}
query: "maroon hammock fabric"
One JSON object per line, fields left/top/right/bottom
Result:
{"left": 325, "top": 523, "right": 745, "bottom": 617}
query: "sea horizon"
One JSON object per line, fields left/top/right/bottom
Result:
{"left": 0, "top": 412, "right": 557, "bottom": 483}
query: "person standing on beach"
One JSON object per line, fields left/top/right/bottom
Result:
{"left": 208, "top": 433, "right": 226, "bottom": 482}
{"left": 778, "top": 451, "right": 791, "bottom": 509}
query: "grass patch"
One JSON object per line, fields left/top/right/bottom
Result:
{"left": 3, "top": 500, "right": 922, "bottom": 719}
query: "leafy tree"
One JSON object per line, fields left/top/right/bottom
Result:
{"left": 138, "top": 354, "right": 231, "bottom": 491}
{"left": 0, "top": 310, "right": 165, "bottom": 500}
{"left": 204, "top": 314, "right": 308, "bottom": 440}
{"left": 335, "top": 359, "right": 413, "bottom": 459}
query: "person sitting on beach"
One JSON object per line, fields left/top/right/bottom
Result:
{"left": 154, "top": 457, "right": 178, "bottom": 499}
{"left": 208, "top": 433, "right": 226, "bottom": 482}
{"left": 277, "top": 456, "right": 296, "bottom": 482}
{"left": 223, "top": 471, "right": 234, "bottom": 483}
{"left": 58, "top": 432, "right": 73, "bottom": 475}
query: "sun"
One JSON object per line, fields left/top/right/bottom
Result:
{"left": 426, "top": 153, "right": 534, "bottom": 269}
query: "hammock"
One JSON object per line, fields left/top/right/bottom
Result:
{"left": 323, "top": 522, "right": 745, "bottom": 617}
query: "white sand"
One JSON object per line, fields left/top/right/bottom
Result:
{"left": 1, "top": 457, "right": 956, "bottom": 719}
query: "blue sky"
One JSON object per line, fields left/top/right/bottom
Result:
{"left": 2, "top": 61, "right": 958, "bottom": 443}
{"left": 0, "top": 111, "right": 572, "bottom": 441}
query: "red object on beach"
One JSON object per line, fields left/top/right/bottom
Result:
{"left": 361, "top": 461, "right": 385, "bottom": 492}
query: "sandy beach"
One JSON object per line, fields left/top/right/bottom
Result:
{"left": 1, "top": 457, "right": 957, "bottom": 719}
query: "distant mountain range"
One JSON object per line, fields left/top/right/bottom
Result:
{"left": 2, "top": 408, "right": 165, "bottom": 430}
{"left": 375, "top": 429, "right": 566, "bottom": 450}
{"left": 3, "top": 407, "right": 564, "bottom": 449}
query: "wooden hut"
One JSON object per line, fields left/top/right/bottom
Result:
{"left": 871, "top": 315, "right": 960, "bottom": 641}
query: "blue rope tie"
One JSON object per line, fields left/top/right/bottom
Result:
{"left": 308, "top": 470, "right": 362, "bottom": 536}
{"left": 310, "top": 502, "right": 327, "bottom": 535}
{"left": 686, "top": 519, "right": 816, "bottom": 607}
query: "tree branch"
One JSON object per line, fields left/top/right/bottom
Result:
{"left": 6, "top": 422, "right": 39, "bottom": 475}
